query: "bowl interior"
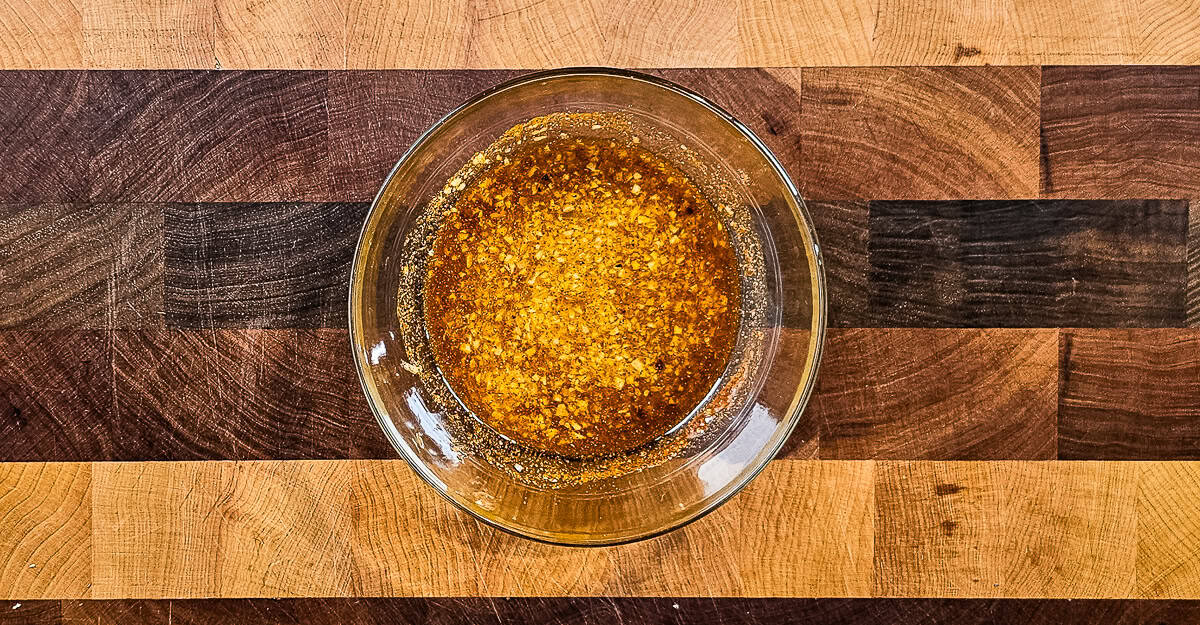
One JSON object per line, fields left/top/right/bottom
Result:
{"left": 350, "top": 69, "right": 826, "bottom": 545}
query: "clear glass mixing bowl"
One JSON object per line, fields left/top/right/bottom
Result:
{"left": 349, "top": 68, "right": 826, "bottom": 545}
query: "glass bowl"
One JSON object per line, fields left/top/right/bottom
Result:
{"left": 349, "top": 68, "right": 826, "bottom": 546}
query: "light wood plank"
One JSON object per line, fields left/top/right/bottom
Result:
{"left": 871, "top": 0, "right": 1137, "bottom": 65}
{"left": 0, "top": 463, "right": 91, "bottom": 600}
{"left": 350, "top": 460, "right": 874, "bottom": 597}
{"left": 81, "top": 0, "right": 215, "bottom": 69}
{"left": 737, "top": 0, "right": 876, "bottom": 66}
{"left": 5, "top": 0, "right": 1200, "bottom": 67}
{"left": 214, "top": 0, "right": 345, "bottom": 68}
{"left": 0, "top": 0, "right": 83, "bottom": 68}
{"left": 90, "top": 461, "right": 353, "bottom": 598}
{"left": 1138, "top": 462, "right": 1200, "bottom": 598}
{"left": 5, "top": 460, "right": 1199, "bottom": 598}
{"left": 875, "top": 461, "right": 1137, "bottom": 598}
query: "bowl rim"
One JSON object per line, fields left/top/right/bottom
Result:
{"left": 348, "top": 66, "right": 828, "bottom": 547}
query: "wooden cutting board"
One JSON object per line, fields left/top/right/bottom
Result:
{"left": 2, "top": 2, "right": 1200, "bottom": 623}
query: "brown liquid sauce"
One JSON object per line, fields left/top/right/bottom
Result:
{"left": 424, "top": 128, "right": 741, "bottom": 458}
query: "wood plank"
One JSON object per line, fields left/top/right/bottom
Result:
{"left": 0, "top": 0, "right": 82, "bottom": 68}
{"left": 111, "top": 329, "right": 371, "bottom": 460}
{"left": 870, "top": 0, "right": 1137, "bottom": 65}
{"left": 1139, "top": 0, "right": 1200, "bottom": 63}
{"left": 343, "top": 0, "right": 471, "bottom": 69}
{"left": 1041, "top": 66, "right": 1200, "bottom": 199}
{"left": 807, "top": 328, "right": 1057, "bottom": 460}
{"left": 0, "top": 464, "right": 91, "bottom": 600}
{"left": 326, "top": 70, "right": 522, "bottom": 202}
{"left": 874, "top": 461, "right": 1137, "bottom": 598}
{"left": 0, "top": 72, "right": 90, "bottom": 203}
{"left": 163, "top": 202, "right": 366, "bottom": 328}
{"left": 0, "top": 601, "right": 59, "bottom": 625}
{"left": 90, "top": 461, "right": 353, "bottom": 599}
{"left": 53, "top": 598, "right": 1200, "bottom": 624}
{"left": 737, "top": 0, "right": 875, "bottom": 66}
{"left": 89, "top": 71, "right": 331, "bottom": 202}
{"left": 0, "top": 332, "right": 115, "bottom": 462}
{"left": 7, "top": 2, "right": 1200, "bottom": 69}
{"left": 1060, "top": 329, "right": 1200, "bottom": 460}
{"left": 1190, "top": 200, "right": 1199, "bottom": 326}
{"left": 81, "top": 0, "right": 215, "bottom": 69}
{"left": 213, "top": 0, "right": 345, "bottom": 69}
{"left": 1138, "top": 462, "right": 1200, "bottom": 598}
{"left": 651, "top": 68, "right": 803, "bottom": 193}
{"left": 1, "top": 460, "right": 1197, "bottom": 598}
{"left": 866, "top": 200, "right": 1188, "bottom": 327}
{"left": 344, "top": 0, "right": 737, "bottom": 69}
{"left": 798, "top": 67, "right": 1039, "bottom": 201}
{"left": 0, "top": 204, "right": 162, "bottom": 329}
{"left": 803, "top": 201, "right": 869, "bottom": 327}
{"left": 350, "top": 459, "right": 873, "bottom": 597}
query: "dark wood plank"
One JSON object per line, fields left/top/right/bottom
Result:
{"left": 326, "top": 70, "right": 523, "bottom": 202}
{"left": 0, "top": 72, "right": 90, "bottom": 204}
{"left": 799, "top": 67, "right": 1039, "bottom": 201}
{"left": 803, "top": 328, "right": 1057, "bottom": 460}
{"left": 0, "top": 331, "right": 114, "bottom": 462}
{"left": 653, "top": 68, "right": 803, "bottom": 179}
{"left": 1041, "top": 66, "right": 1200, "bottom": 198}
{"left": 1189, "top": 200, "right": 1199, "bottom": 326}
{"left": 110, "top": 329, "right": 367, "bottom": 460}
{"left": 805, "top": 201, "right": 869, "bottom": 327}
{"left": 0, "top": 601, "right": 59, "bottom": 625}
{"left": 867, "top": 200, "right": 1188, "bottom": 327}
{"left": 0, "top": 328, "right": 389, "bottom": 462}
{"left": 0, "top": 203, "right": 162, "bottom": 329}
{"left": 55, "top": 598, "right": 1200, "bottom": 625}
{"left": 1060, "top": 329, "right": 1200, "bottom": 460}
{"left": 89, "top": 71, "right": 331, "bottom": 203}
{"left": 164, "top": 202, "right": 368, "bottom": 329}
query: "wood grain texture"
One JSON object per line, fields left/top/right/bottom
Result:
{"left": 51, "top": 598, "right": 1200, "bottom": 625}
{"left": 1139, "top": 0, "right": 1200, "bottom": 63}
{"left": 0, "top": 72, "right": 90, "bottom": 203}
{"left": 1139, "top": 462, "right": 1200, "bottom": 598}
{"left": 0, "top": 332, "right": 115, "bottom": 462}
{"left": 798, "top": 67, "right": 1039, "bottom": 201}
{"left": 1190, "top": 200, "right": 1199, "bottom": 326}
{"left": 652, "top": 68, "right": 803, "bottom": 186}
{"left": 214, "top": 0, "right": 345, "bottom": 69}
{"left": 871, "top": 0, "right": 1136, "bottom": 65}
{"left": 737, "top": 0, "right": 874, "bottom": 66}
{"left": 163, "top": 202, "right": 367, "bottom": 328}
{"left": 867, "top": 200, "right": 1188, "bottom": 327}
{"left": 1041, "top": 66, "right": 1200, "bottom": 198}
{"left": 326, "top": 70, "right": 522, "bottom": 201}
{"left": 13, "top": 0, "right": 1200, "bottom": 68}
{"left": 0, "top": 0, "right": 82, "bottom": 68}
{"left": 351, "top": 460, "right": 873, "bottom": 597}
{"left": 4, "top": 461, "right": 1199, "bottom": 599}
{"left": 0, "top": 601, "right": 59, "bottom": 625}
{"left": 874, "top": 461, "right": 1137, "bottom": 598}
{"left": 81, "top": 0, "right": 215, "bottom": 69}
{"left": 89, "top": 71, "right": 331, "bottom": 202}
{"left": 0, "top": 204, "right": 162, "bottom": 329}
{"left": 0, "top": 464, "right": 90, "bottom": 600}
{"left": 90, "top": 461, "right": 353, "bottom": 599}
{"left": 111, "top": 329, "right": 372, "bottom": 460}
{"left": 1060, "top": 330, "right": 1200, "bottom": 460}
{"left": 807, "top": 329, "right": 1057, "bottom": 460}
{"left": 804, "top": 201, "right": 869, "bottom": 327}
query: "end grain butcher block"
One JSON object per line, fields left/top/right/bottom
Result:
{"left": 4, "top": 1, "right": 1200, "bottom": 622}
